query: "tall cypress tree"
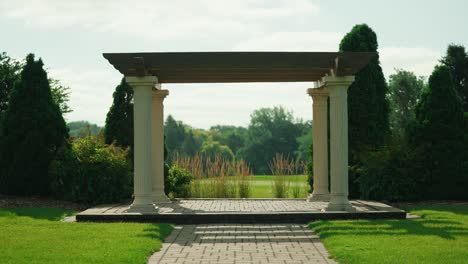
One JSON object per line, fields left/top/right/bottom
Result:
{"left": 411, "top": 65, "right": 465, "bottom": 199}
{"left": 339, "top": 24, "right": 389, "bottom": 196}
{"left": 104, "top": 78, "right": 134, "bottom": 151}
{"left": 441, "top": 44, "right": 468, "bottom": 111}
{"left": 0, "top": 54, "right": 68, "bottom": 195}
{"left": 340, "top": 24, "right": 390, "bottom": 152}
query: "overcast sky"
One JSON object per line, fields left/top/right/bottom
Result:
{"left": 1, "top": 0, "right": 467, "bottom": 129}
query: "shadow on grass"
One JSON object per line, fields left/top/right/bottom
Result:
{"left": 0, "top": 207, "right": 74, "bottom": 221}
{"left": 402, "top": 204, "right": 468, "bottom": 216}
{"left": 309, "top": 205, "right": 468, "bottom": 240}
{"left": 141, "top": 223, "right": 174, "bottom": 241}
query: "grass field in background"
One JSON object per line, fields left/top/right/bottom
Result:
{"left": 194, "top": 175, "right": 310, "bottom": 198}
{"left": 310, "top": 204, "right": 468, "bottom": 264}
{"left": 0, "top": 208, "right": 172, "bottom": 264}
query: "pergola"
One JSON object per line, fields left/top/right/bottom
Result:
{"left": 103, "top": 52, "right": 375, "bottom": 212}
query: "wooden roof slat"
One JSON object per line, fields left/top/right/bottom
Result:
{"left": 103, "top": 52, "right": 376, "bottom": 83}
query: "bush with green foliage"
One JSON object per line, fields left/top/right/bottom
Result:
{"left": 50, "top": 136, "right": 133, "bottom": 204}
{"left": 0, "top": 54, "right": 68, "bottom": 196}
{"left": 166, "top": 165, "right": 193, "bottom": 198}
{"left": 410, "top": 65, "right": 465, "bottom": 200}
{"left": 358, "top": 142, "right": 420, "bottom": 201}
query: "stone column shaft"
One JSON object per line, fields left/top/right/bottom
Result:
{"left": 324, "top": 76, "right": 355, "bottom": 212}
{"left": 152, "top": 89, "right": 170, "bottom": 203}
{"left": 126, "top": 76, "right": 158, "bottom": 213}
{"left": 307, "top": 88, "right": 329, "bottom": 201}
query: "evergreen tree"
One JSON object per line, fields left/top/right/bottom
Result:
{"left": 104, "top": 78, "right": 134, "bottom": 151}
{"left": 441, "top": 44, "right": 468, "bottom": 111}
{"left": 339, "top": 24, "right": 390, "bottom": 196}
{"left": 0, "top": 54, "right": 68, "bottom": 195}
{"left": 411, "top": 65, "right": 465, "bottom": 199}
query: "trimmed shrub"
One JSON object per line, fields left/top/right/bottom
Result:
{"left": 358, "top": 143, "right": 420, "bottom": 201}
{"left": 166, "top": 165, "right": 193, "bottom": 198}
{"left": 50, "top": 136, "right": 132, "bottom": 204}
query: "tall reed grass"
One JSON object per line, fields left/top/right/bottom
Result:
{"left": 269, "top": 154, "right": 307, "bottom": 198}
{"left": 171, "top": 153, "right": 252, "bottom": 198}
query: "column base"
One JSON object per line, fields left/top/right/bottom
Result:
{"left": 127, "top": 199, "right": 159, "bottom": 213}
{"left": 324, "top": 195, "right": 355, "bottom": 211}
{"left": 152, "top": 193, "right": 171, "bottom": 203}
{"left": 307, "top": 192, "right": 330, "bottom": 202}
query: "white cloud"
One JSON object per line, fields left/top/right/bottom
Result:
{"left": 379, "top": 47, "right": 441, "bottom": 77}
{"left": 0, "top": 0, "right": 319, "bottom": 41}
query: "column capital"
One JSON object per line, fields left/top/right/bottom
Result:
{"left": 307, "top": 87, "right": 329, "bottom": 97}
{"left": 322, "top": 76, "right": 354, "bottom": 97}
{"left": 322, "top": 75, "right": 355, "bottom": 87}
{"left": 125, "top": 76, "right": 158, "bottom": 87}
{"left": 152, "top": 89, "right": 169, "bottom": 99}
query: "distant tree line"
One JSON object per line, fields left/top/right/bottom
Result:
{"left": 162, "top": 108, "right": 311, "bottom": 174}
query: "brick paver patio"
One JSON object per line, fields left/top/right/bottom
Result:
{"left": 80, "top": 199, "right": 398, "bottom": 214}
{"left": 148, "top": 224, "right": 337, "bottom": 264}
{"left": 76, "top": 199, "right": 406, "bottom": 223}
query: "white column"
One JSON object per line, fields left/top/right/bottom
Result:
{"left": 152, "top": 89, "right": 170, "bottom": 203}
{"left": 126, "top": 76, "right": 158, "bottom": 213}
{"left": 307, "top": 88, "right": 330, "bottom": 202}
{"left": 324, "top": 76, "right": 355, "bottom": 211}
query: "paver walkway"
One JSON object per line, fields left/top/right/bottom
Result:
{"left": 148, "top": 224, "right": 337, "bottom": 264}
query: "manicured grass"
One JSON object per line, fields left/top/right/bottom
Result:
{"left": 0, "top": 208, "right": 173, "bottom": 264}
{"left": 251, "top": 175, "right": 309, "bottom": 198}
{"left": 251, "top": 175, "right": 307, "bottom": 182}
{"left": 309, "top": 204, "right": 468, "bottom": 264}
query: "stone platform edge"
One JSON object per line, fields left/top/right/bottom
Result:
{"left": 76, "top": 210, "right": 406, "bottom": 224}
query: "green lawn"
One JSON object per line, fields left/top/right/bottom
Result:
{"left": 310, "top": 204, "right": 468, "bottom": 264}
{"left": 0, "top": 208, "right": 173, "bottom": 264}
{"left": 250, "top": 175, "right": 309, "bottom": 198}
{"left": 250, "top": 175, "right": 308, "bottom": 182}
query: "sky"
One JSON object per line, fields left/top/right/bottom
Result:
{"left": 1, "top": 0, "right": 467, "bottom": 129}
